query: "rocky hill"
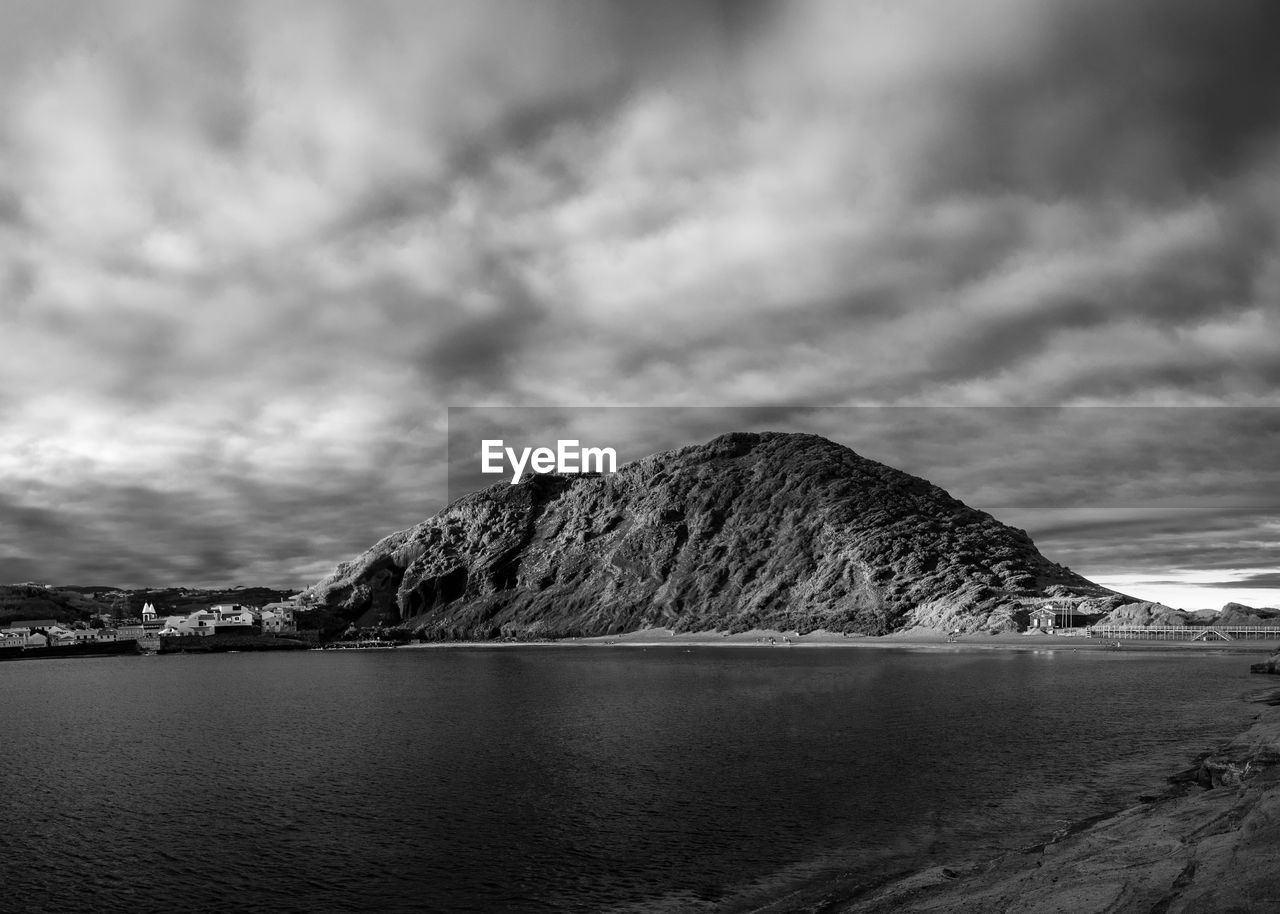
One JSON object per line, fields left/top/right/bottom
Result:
{"left": 1104, "top": 601, "right": 1280, "bottom": 627}
{"left": 307, "top": 432, "right": 1128, "bottom": 638}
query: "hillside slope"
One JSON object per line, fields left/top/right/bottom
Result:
{"left": 308, "top": 432, "right": 1126, "bottom": 638}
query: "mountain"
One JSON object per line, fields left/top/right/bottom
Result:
{"left": 307, "top": 431, "right": 1127, "bottom": 638}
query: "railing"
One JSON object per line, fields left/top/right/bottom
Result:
{"left": 1088, "top": 625, "right": 1280, "bottom": 642}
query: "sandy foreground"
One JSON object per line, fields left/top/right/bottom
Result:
{"left": 773, "top": 690, "right": 1280, "bottom": 914}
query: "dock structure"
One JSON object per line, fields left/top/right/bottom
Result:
{"left": 1088, "top": 625, "right": 1280, "bottom": 642}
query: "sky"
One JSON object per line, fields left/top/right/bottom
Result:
{"left": 1, "top": 0, "right": 1277, "bottom": 609}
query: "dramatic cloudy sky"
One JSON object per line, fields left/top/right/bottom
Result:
{"left": 1, "top": 0, "right": 1277, "bottom": 608}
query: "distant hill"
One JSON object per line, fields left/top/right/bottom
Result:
{"left": 308, "top": 431, "right": 1129, "bottom": 638}
{"left": 116, "top": 587, "right": 297, "bottom": 616}
{"left": 0, "top": 585, "right": 297, "bottom": 627}
{"left": 0, "top": 585, "right": 112, "bottom": 626}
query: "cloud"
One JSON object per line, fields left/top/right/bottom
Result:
{"left": 1199, "top": 573, "right": 1280, "bottom": 590}
{"left": 917, "top": 0, "right": 1280, "bottom": 198}
{"left": 1, "top": 1, "right": 1277, "bottom": 588}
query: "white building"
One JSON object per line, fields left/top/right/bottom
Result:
{"left": 7, "top": 619, "right": 56, "bottom": 634}
{"left": 260, "top": 603, "right": 297, "bottom": 633}
{"left": 213, "top": 605, "right": 257, "bottom": 626}
{"left": 44, "top": 625, "right": 76, "bottom": 645}
{"left": 160, "top": 611, "right": 221, "bottom": 636}
{"left": 116, "top": 623, "right": 162, "bottom": 650}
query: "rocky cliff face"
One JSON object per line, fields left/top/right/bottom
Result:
{"left": 308, "top": 432, "right": 1125, "bottom": 638}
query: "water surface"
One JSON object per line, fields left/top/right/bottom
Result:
{"left": 0, "top": 647, "right": 1259, "bottom": 912}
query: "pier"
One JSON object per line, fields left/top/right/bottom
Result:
{"left": 319, "top": 639, "right": 400, "bottom": 649}
{"left": 1088, "top": 625, "right": 1280, "bottom": 642}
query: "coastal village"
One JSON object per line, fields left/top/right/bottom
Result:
{"left": 5, "top": 593, "right": 1280, "bottom": 655}
{"left": 0, "top": 598, "right": 303, "bottom": 654}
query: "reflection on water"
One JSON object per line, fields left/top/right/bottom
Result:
{"left": 0, "top": 648, "right": 1258, "bottom": 912}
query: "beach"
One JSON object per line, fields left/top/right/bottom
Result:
{"left": 399, "top": 628, "right": 1280, "bottom": 656}
{"left": 809, "top": 687, "right": 1280, "bottom": 913}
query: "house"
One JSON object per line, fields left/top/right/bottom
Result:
{"left": 161, "top": 611, "right": 221, "bottom": 636}
{"left": 259, "top": 603, "right": 297, "bottom": 634}
{"left": 8, "top": 619, "right": 57, "bottom": 632}
{"left": 24, "top": 632, "right": 49, "bottom": 648}
{"left": 116, "top": 623, "right": 161, "bottom": 649}
{"left": 214, "top": 605, "right": 257, "bottom": 626}
{"left": 0, "top": 630, "right": 25, "bottom": 649}
{"left": 43, "top": 625, "right": 76, "bottom": 645}
{"left": 1029, "top": 606, "right": 1057, "bottom": 632}
{"left": 190, "top": 611, "right": 220, "bottom": 635}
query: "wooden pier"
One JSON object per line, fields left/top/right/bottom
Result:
{"left": 1088, "top": 625, "right": 1280, "bottom": 642}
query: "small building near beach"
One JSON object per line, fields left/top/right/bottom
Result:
{"left": 1029, "top": 606, "right": 1057, "bottom": 632}
{"left": 212, "top": 605, "right": 256, "bottom": 626}
{"left": 259, "top": 604, "right": 297, "bottom": 634}
{"left": 116, "top": 623, "right": 162, "bottom": 650}
{"left": 8, "top": 619, "right": 57, "bottom": 633}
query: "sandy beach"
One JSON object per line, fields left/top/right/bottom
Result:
{"left": 398, "top": 628, "right": 1280, "bottom": 656}
{"left": 801, "top": 687, "right": 1280, "bottom": 913}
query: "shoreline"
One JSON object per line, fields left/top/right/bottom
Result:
{"left": 395, "top": 632, "right": 1280, "bottom": 910}
{"left": 394, "top": 628, "right": 1280, "bottom": 655}
{"left": 762, "top": 683, "right": 1280, "bottom": 913}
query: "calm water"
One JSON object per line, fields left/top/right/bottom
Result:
{"left": 0, "top": 647, "right": 1261, "bottom": 913}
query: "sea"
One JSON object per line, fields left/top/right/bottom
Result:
{"left": 0, "top": 646, "right": 1262, "bottom": 913}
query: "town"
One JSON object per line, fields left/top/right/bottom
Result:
{"left": 1, "top": 599, "right": 303, "bottom": 655}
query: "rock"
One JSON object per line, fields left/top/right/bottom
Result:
{"left": 307, "top": 432, "right": 1125, "bottom": 638}
{"left": 1218, "top": 602, "right": 1280, "bottom": 626}
{"left": 842, "top": 702, "right": 1280, "bottom": 913}
{"left": 1108, "top": 602, "right": 1280, "bottom": 633}
{"left": 1100, "top": 601, "right": 1188, "bottom": 627}
{"left": 1252, "top": 653, "right": 1280, "bottom": 675}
